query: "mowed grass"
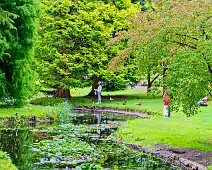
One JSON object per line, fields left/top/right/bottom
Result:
{"left": 71, "top": 88, "right": 164, "bottom": 114}
{"left": 0, "top": 105, "right": 56, "bottom": 117}
{"left": 115, "top": 105, "right": 212, "bottom": 151}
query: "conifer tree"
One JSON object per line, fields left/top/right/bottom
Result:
{"left": 0, "top": 0, "right": 39, "bottom": 106}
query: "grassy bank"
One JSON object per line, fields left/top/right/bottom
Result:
{"left": 0, "top": 105, "right": 56, "bottom": 117}
{"left": 115, "top": 105, "right": 212, "bottom": 152}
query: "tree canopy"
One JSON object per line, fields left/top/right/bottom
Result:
{"left": 0, "top": 0, "right": 39, "bottom": 106}
{"left": 109, "top": 0, "right": 212, "bottom": 115}
{"left": 35, "top": 0, "right": 139, "bottom": 96}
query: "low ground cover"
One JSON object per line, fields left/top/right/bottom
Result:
{"left": 32, "top": 123, "right": 170, "bottom": 169}
{"left": 0, "top": 151, "right": 17, "bottom": 170}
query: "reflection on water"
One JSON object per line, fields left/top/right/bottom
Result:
{"left": 72, "top": 110, "right": 138, "bottom": 125}
{"left": 0, "top": 111, "right": 172, "bottom": 170}
{"left": 0, "top": 129, "right": 34, "bottom": 170}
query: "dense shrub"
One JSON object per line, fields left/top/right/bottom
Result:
{"left": 0, "top": 151, "right": 17, "bottom": 170}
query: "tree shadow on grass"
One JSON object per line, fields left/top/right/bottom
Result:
{"left": 0, "top": 104, "right": 14, "bottom": 109}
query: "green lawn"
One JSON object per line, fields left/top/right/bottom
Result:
{"left": 71, "top": 88, "right": 163, "bottom": 114}
{"left": 115, "top": 105, "right": 212, "bottom": 151}
{"left": 0, "top": 105, "right": 56, "bottom": 117}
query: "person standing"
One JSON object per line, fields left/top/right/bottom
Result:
{"left": 163, "top": 90, "right": 171, "bottom": 118}
{"left": 95, "top": 81, "right": 102, "bottom": 104}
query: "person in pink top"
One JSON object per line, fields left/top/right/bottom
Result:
{"left": 164, "top": 90, "right": 171, "bottom": 118}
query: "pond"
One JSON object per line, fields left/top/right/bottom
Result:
{"left": 0, "top": 110, "right": 175, "bottom": 170}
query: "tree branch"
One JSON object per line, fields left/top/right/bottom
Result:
{"left": 175, "top": 33, "right": 198, "bottom": 41}
{"left": 171, "top": 41, "right": 197, "bottom": 49}
{"left": 150, "top": 74, "right": 160, "bottom": 85}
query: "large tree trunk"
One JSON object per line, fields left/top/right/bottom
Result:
{"left": 55, "top": 88, "right": 71, "bottom": 98}
{"left": 88, "top": 77, "right": 99, "bottom": 96}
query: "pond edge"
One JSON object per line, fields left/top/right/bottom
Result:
{"left": 73, "top": 106, "right": 208, "bottom": 170}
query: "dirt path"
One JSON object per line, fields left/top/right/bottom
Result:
{"left": 118, "top": 141, "right": 211, "bottom": 170}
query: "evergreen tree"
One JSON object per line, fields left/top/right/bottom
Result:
{"left": 0, "top": 0, "right": 40, "bottom": 106}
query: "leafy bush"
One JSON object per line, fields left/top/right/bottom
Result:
{"left": 0, "top": 151, "right": 17, "bottom": 170}
{"left": 46, "top": 102, "right": 73, "bottom": 123}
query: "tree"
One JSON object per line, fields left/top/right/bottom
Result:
{"left": 110, "top": 0, "right": 211, "bottom": 115}
{"left": 0, "top": 0, "right": 39, "bottom": 106}
{"left": 35, "top": 0, "right": 139, "bottom": 97}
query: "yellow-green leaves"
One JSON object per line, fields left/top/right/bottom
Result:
{"left": 36, "top": 0, "right": 139, "bottom": 90}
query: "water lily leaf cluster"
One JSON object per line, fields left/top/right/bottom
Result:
{"left": 33, "top": 124, "right": 105, "bottom": 168}
{"left": 32, "top": 122, "right": 172, "bottom": 169}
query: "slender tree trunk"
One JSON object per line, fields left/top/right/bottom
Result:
{"left": 55, "top": 88, "right": 71, "bottom": 98}
{"left": 147, "top": 73, "right": 151, "bottom": 93}
{"left": 88, "top": 77, "right": 99, "bottom": 96}
{"left": 162, "top": 67, "right": 168, "bottom": 95}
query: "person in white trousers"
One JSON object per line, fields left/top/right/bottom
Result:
{"left": 95, "top": 81, "right": 102, "bottom": 104}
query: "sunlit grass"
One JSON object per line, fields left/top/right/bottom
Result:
{"left": 0, "top": 105, "right": 56, "bottom": 117}
{"left": 70, "top": 87, "right": 91, "bottom": 97}
{"left": 115, "top": 104, "right": 212, "bottom": 152}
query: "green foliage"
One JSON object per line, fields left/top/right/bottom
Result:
{"left": 0, "top": 0, "right": 40, "bottom": 107}
{"left": 132, "top": 0, "right": 155, "bottom": 11}
{"left": 33, "top": 123, "right": 170, "bottom": 169}
{"left": 166, "top": 49, "right": 211, "bottom": 115}
{"left": 35, "top": 0, "right": 139, "bottom": 92}
{"left": 0, "top": 151, "right": 18, "bottom": 170}
{"left": 207, "top": 166, "right": 212, "bottom": 170}
{"left": 162, "top": 0, "right": 212, "bottom": 116}
{"left": 113, "top": 0, "right": 212, "bottom": 115}
{"left": 33, "top": 124, "right": 104, "bottom": 168}
{"left": 47, "top": 102, "right": 73, "bottom": 123}
{"left": 0, "top": 7, "right": 17, "bottom": 29}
